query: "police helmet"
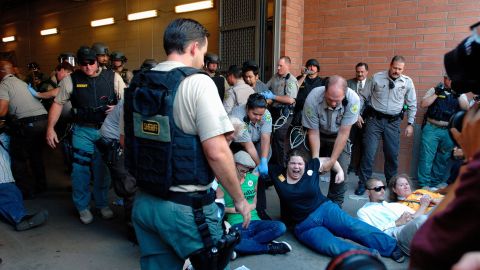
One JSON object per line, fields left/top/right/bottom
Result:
{"left": 110, "top": 51, "right": 127, "bottom": 63}
{"left": 91, "top": 42, "right": 109, "bottom": 55}
{"left": 27, "top": 62, "right": 40, "bottom": 71}
{"left": 140, "top": 59, "right": 158, "bottom": 71}
{"left": 305, "top": 58, "right": 320, "bottom": 71}
{"left": 242, "top": 60, "right": 258, "bottom": 70}
{"left": 58, "top": 52, "right": 76, "bottom": 66}
{"left": 204, "top": 53, "right": 220, "bottom": 65}
{"left": 77, "top": 46, "right": 97, "bottom": 63}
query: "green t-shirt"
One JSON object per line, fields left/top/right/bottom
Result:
{"left": 221, "top": 173, "right": 260, "bottom": 225}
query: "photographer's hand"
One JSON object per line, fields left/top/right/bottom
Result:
{"left": 451, "top": 103, "right": 480, "bottom": 161}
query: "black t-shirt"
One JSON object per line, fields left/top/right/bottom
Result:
{"left": 272, "top": 158, "right": 328, "bottom": 224}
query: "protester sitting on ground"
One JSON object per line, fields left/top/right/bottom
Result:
{"left": 216, "top": 151, "right": 291, "bottom": 256}
{"left": 271, "top": 149, "right": 405, "bottom": 263}
{"left": 388, "top": 174, "right": 443, "bottom": 213}
{"left": 357, "top": 178, "right": 428, "bottom": 256}
{"left": 0, "top": 131, "right": 48, "bottom": 231}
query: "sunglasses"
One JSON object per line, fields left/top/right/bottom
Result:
{"left": 80, "top": 60, "right": 96, "bottom": 66}
{"left": 367, "top": 185, "right": 386, "bottom": 192}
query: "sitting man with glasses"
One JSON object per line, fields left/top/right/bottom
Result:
{"left": 357, "top": 178, "right": 428, "bottom": 256}
{"left": 46, "top": 46, "right": 125, "bottom": 224}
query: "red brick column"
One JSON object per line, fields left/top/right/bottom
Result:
{"left": 281, "top": 0, "right": 305, "bottom": 74}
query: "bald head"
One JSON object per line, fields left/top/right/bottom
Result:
{"left": 324, "top": 75, "right": 347, "bottom": 108}
{"left": 0, "top": 60, "right": 14, "bottom": 79}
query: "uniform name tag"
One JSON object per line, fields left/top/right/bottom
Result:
{"left": 133, "top": 112, "right": 171, "bottom": 142}
{"left": 76, "top": 84, "right": 88, "bottom": 88}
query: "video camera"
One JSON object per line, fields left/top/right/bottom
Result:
{"left": 444, "top": 21, "right": 480, "bottom": 94}
{"left": 447, "top": 21, "right": 480, "bottom": 140}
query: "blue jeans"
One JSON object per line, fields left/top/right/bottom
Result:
{"left": 232, "top": 220, "right": 286, "bottom": 254}
{"left": 132, "top": 192, "right": 224, "bottom": 270}
{"left": 71, "top": 125, "right": 108, "bottom": 211}
{"left": 359, "top": 116, "right": 401, "bottom": 184}
{"left": 417, "top": 123, "right": 454, "bottom": 187}
{"left": 0, "top": 182, "right": 26, "bottom": 226}
{"left": 294, "top": 201, "right": 397, "bottom": 257}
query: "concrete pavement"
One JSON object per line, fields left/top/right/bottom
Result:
{"left": 0, "top": 148, "right": 408, "bottom": 270}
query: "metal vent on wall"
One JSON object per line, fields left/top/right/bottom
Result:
{"left": 219, "top": 0, "right": 257, "bottom": 72}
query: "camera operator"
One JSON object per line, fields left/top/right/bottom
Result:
{"left": 409, "top": 21, "right": 480, "bottom": 270}
{"left": 416, "top": 75, "right": 468, "bottom": 190}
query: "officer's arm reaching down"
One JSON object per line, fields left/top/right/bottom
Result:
{"left": 202, "top": 134, "right": 251, "bottom": 228}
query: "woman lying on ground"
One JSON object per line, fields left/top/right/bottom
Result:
{"left": 388, "top": 174, "right": 443, "bottom": 214}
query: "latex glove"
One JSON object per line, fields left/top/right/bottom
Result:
{"left": 258, "top": 157, "right": 269, "bottom": 176}
{"left": 261, "top": 90, "right": 276, "bottom": 100}
{"left": 27, "top": 83, "right": 39, "bottom": 97}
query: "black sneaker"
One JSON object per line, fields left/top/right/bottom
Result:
{"left": 257, "top": 210, "right": 272, "bottom": 221}
{"left": 268, "top": 241, "right": 292, "bottom": 254}
{"left": 390, "top": 245, "right": 405, "bottom": 263}
{"left": 15, "top": 209, "right": 48, "bottom": 231}
{"left": 354, "top": 184, "right": 366, "bottom": 195}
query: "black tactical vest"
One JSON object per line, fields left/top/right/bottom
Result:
{"left": 124, "top": 67, "right": 214, "bottom": 198}
{"left": 426, "top": 90, "right": 460, "bottom": 122}
{"left": 70, "top": 69, "right": 117, "bottom": 124}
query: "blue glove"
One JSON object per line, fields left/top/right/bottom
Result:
{"left": 27, "top": 83, "right": 39, "bottom": 98}
{"left": 258, "top": 157, "right": 269, "bottom": 176}
{"left": 261, "top": 90, "right": 276, "bottom": 100}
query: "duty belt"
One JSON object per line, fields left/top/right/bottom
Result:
{"left": 17, "top": 114, "right": 47, "bottom": 124}
{"left": 166, "top": 189, "right": 216, "bottom": 207}
{"left": 372, "top": 109, "right": 401, "bottom": 122}
{"left": 76, "top": 122, "right": 103, "bottom": 129}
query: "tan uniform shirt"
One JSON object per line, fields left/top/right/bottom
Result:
{"left": 223, "top": 79, "right": 255, "bottom": 114}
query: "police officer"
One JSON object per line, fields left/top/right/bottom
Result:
{"left": 347, "top": 62, "right": 374, "bottom": 175}
{"left": 229, "top": 93, "right": 272, "bottom": 219}
{"left": 356, "top": 55, "right": 417, "bottom": 195}
{"left": 125, "top": 18, "right": 250, "bottom": 269}
{"left": 110, "top": 51, "right": 133, "bottom": 86}
{"left": 204, "top": 52, "right": 229, "bottom": 101}
{"left": 91, "top": 42, "right": 110, "bottom": 69}
{"left": 264, "top": 56, "right": 298, "bottom": 167}
{"left": 302, "top": 75, "right": 360, "bottom": 206}
{"left": 46, "top": 46, "right": 125, "bottom": 224}
{"left": 0, "top": 60, "right": 48, "bottom": 198}
{"left": 242, "top": 60, "right": 269, "bottom": 93}
{"left": 417, "top": 75, "right": 468, "bottom": 189}
{"left": 223, "top": 65, "right": 254, "bottom": 114}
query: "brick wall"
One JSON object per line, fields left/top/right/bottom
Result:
{"left": 282, "top": 0, "right": 480, "bottom": 178}
{"left": 280, "top": 0, "right": 304, "bottom": 72}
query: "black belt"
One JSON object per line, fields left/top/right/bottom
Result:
{"left": 17, "top": 114, "right": 47, "bottom": 124}
{"left": 166, "top": 189, "right": 216, "bottom": 207}
{"left": 372, "top": 110, "right": 401, "bottom": 121}
{"left": 76, "top": 122, "right": 103, "bottom": 129}
{"left": 320, "top": 132, "right": 337, "bottom": 139}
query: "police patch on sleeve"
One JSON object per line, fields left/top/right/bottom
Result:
{"left": 350, "top": 104, "right": 359, "bottom": 114}
{"left": 263, "top": 113, "right": 272, "bottom": 123}
{"left": 305, "top": 106, "right": 314, "bottom": 119}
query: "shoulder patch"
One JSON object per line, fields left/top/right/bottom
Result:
{"left": 350, "top": 104, "right": 359, "bottom": 114}
{"left": 263, "top": 113, "right": 272, "bottom": 123}
{"left": 278, "top": 174, "right": 285, "bottom": 182}
{"left": 288, "top": 82, "right": 296, "bottom": 88}
{"left": 305, "top": 106, "right": 314, "bottom": 119}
